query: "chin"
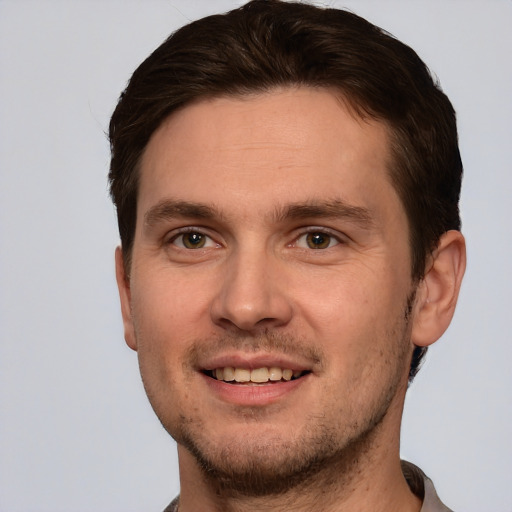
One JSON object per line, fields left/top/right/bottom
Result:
{"left": 170, "top": 406, "right": 389, "bottom": 498}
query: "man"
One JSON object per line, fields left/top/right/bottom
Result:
{"left": 109, "top": 1, "right": 466, "bottom": 511}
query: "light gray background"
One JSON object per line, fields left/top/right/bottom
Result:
{"left": 1, "top": 1, "right": 511, "bottom": 511}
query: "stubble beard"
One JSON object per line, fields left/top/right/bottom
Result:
{"left": 177, "top": 400, "right": 392, "bottom": 498}
{"left": 143, "top": 292, "right": 416, "bottom": 499}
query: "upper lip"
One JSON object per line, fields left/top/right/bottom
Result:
{"left": 198, "top": 352, "right": 315, "bottom": 373}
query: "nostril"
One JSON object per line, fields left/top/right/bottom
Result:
{"left": 256, "top": 317, "right": 278, "bottom": 325}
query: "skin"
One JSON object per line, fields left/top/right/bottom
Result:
{"left": 116, "top": 87, "right": 466, "bottom": 511}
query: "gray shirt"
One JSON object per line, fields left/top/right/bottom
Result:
{"left": 163, "top": 460, "right": 453, "bottom": 511}
{"left": 402, "top": 460, "right": 453, "bottom": 512}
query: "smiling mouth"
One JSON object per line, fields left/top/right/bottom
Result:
{"left": 204, "top": 367, "right": 310, "bottom": 384}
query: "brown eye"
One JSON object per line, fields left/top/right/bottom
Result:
{"left": 181, "top": 232, "right": 207, "bottom": 249}
{"left": 305, "top": 232, "right": 333, "bottom": 249}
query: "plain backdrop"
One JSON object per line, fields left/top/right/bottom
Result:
{"left": 0, "top": 1, "right": 511, "bottom": 511}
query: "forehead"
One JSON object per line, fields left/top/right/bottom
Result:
{"left": 138, "top": 87, "right": 399, "bottom": 222}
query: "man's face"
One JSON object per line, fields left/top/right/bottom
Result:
{"left": 118, "top": 87, "right": 419, "bottom": 494}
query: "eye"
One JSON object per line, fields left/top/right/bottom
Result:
{"left": 295, "top": 231, "right": 340, "bottom": 250}
{"left": 171, "top": 231, "right": 217, "bottom": 249}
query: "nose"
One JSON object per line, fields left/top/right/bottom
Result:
{"left": 210, "top": 248, "right": 293, "bottom": 333}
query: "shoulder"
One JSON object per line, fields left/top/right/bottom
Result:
{"left": 162, "top": 496, "right": 179, "bottom": 512}
{"left": 401, "top": 460, "right": 454, "bottom": 512}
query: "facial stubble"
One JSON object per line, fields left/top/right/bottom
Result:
{"left": 136, "top": 289, "right": 417, "bottom": 499}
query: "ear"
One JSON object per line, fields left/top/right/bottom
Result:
{"left": 115, "top": 246, "right": 138, "bottom": 351}
{"left": 411, "top": 230, "right": 466, "bottom": 347}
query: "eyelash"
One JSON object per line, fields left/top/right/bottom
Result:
{"left": 166, "top": 228, "right": 219, "bottom": 250}
{"left": 291, "top": 228, "right": 343, "bottom": 250}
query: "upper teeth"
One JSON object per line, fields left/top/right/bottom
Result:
{"left": 213, "top": 367, "right": 302, "bottom": 383}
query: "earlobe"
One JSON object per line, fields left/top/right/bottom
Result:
{"left": 411, "top": 230, "right": 466, "bottom": 347}
{"left": 115, "top": 247, "right": 138, "bottom": 351}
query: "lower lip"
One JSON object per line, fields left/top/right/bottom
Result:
{"left": 202, "top": 373, "right": 309, "bottom": 406}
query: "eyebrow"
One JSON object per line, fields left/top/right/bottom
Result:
{"left": 273, "top": 200, "right": 374, "bottom": 228}
{"left": 144, "top": 200, "right": 219, "bottom": 228}
{"left": 143, "top": 198, "right": 374, "bottom": 229}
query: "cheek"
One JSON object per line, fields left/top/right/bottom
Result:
{"left": 130, "top": 295, "right": 189, "bottom": 425}
{"left": 293, "top": 266, "right": 410, "bottom": 368}
{"left": 132, "top": 268, "right": 212, "bottom": 331}
{"left": 294, "top": 264, "right": 400, "bottom": 328}
{"left": 129, "top": 285, "right": 180, "bottom": 377}
{"left": 128, "top": 269, "right": 218, "bottom": 382}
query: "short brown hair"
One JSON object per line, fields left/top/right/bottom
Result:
{"left": 109, "top": 0, "right": 463, "bottom": 378}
